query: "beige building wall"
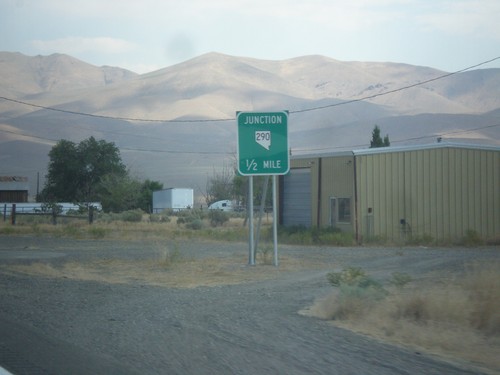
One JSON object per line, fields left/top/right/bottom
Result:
{"left": 355, "top": 146, "right": 500, "bottom": 242}
{"left": 283, "top": 144, "right": 499, "bottom": 243}
{"left": 318, "top": 155, "right": 355, "bottom": 232}
{"left": 286, "top": 154, "right": 355, "bottom": 230}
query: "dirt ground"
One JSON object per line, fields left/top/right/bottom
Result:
{"left": 0, "top": 235, "right": 498, "bottom": 374}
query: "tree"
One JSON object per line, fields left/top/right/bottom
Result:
{"left": 138, "top": 179, "right": 164, "bottom": 212}
{"left": 204, "top": 164, "right": 235, "bottom": 206}
{"left": 370, "top": 125, "right": 390, "bottom": 148}
{"left": 97, "top": 173, "right": 142, "bottom": 212}
{"left": 41, "top": 136, "right": 127, "bottom": 202}
{"left": 92, "top": 175, "right": 163, "bottom": 213}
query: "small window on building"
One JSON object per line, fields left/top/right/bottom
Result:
{"left": 338, "top": 198, "right": 351, "bottom": 223}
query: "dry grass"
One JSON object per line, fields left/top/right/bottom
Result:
{"left": 1, "top": 249, "right": 329, "bottom": 289}
{"left": 303, "top": 261, "right": 500, "bottom": 374}
{"left": 0, "top": 217, "right": 251, "bottom": 242}
{"left": 2, "top": 256, "right": 306, "bottom": 287}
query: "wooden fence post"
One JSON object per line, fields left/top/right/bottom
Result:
{"left": 11, "top": 204, "right": 16, "bottom": 225}
{"left": 51, "top": 206, "right": 57, "bottom": 225}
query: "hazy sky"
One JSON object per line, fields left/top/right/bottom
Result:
{"left": 1, "top": 0, "right": 499, "bottom": 73}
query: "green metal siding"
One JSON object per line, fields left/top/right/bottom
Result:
{"left": 355, "top": 147, "right": 500, "bottom": 242}
{"left": 284, "top": 145, "right": 499, "bottom": 243}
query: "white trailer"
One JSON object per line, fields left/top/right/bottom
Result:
{"left": 152, "top": 188, "right": 193, "bottom": 213}
{"left": 208, "top": 200, "right": 233, "bottom": 212}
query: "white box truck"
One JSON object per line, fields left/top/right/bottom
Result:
{"left": 152, "top": 188, "right": 193, "bottom": 213}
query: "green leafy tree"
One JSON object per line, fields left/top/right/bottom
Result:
{"left": 93, "top": 175, "right": 163, "bottom": 213}
{"left": 97, "top": 173, "right": 142, "bottom": 212}
{"left": 370, "top": 125, "right": 390, "bottom": 148}
{"left": 41, "top": 136, "right": 126, "bottom": 202}
{"left": 138, "top": 179, "right": 164, "bottom": 213}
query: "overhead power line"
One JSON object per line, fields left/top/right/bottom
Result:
{"left": 0, "top": 56, "right": 498, "bottom": 123}
{"left": 292, "top": 122, "right": 500, "bottom": 154}
{"left": 290, "top": 56, "right": 500, "bottom": 114}
{"left": 1, "top": 56, "right": 499, "bottom": 156}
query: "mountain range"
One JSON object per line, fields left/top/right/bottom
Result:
{"left": 1, "top": 51, "right": 499, "bottom": 200}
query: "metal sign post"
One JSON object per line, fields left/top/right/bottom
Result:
{"left": 248, "top": 176, "right": 255, "bottom": 266}
{"left": 237, "top": 111, "right": 289, "bottom": 266}
{"left": 272, "top": 175, "right": 279, "bottom": 266}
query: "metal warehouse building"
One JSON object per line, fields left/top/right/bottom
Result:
{"left": 278, "top": 143, "right": 500, "bottom": 243}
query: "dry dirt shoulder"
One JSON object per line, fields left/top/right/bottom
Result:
{"left": 0, "top": 236, "right": 498, "bottom": 374}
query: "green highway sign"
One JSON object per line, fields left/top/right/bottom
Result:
{"left": 237, "top": 111, "right": 289, "bottom": 176}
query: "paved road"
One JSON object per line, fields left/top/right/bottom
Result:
{"left": 0, "top": 236, "right": 495, "bottom": 374}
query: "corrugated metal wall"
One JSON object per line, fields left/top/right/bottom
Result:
{"left": 319, "top": 155, "right": 355, "bottom": 232}
{"left": 281, "top": 168, "right": 312, "bottom": 227}
{"left": 355, "top": 146, "right": 500, "bottom": 242}
{"left": 280, "top": 157, "right": 315, "bottom": 227}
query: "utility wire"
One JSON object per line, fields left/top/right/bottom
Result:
{"left": 1, "top": 56, "right": 499, "bottom": 155}
{"left": 0, "top": 56, "right": 498, "bottom": 122}
{"left": 0, "top": 128, "right": 232, "bottom": 155}
{"left": 292, "top": 122, "right": 500, "bottom": 153}
{"left": 3, "top": 121, "right": 499, "bottom": 156}
{"left": 290, "top": 56, "right": 500, "bottom": 114}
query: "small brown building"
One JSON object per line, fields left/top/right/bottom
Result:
{"left": 0, "top": 176, "right": 29, "bottom": 202}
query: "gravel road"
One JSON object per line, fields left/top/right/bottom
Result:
{"left": 0, "top": 236, "right": 497, "bottom": 374}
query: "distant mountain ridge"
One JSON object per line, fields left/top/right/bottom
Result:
{"left": 0, "top": 52, "right": 137, "bottom": 96}
{"left": 0, "top": 51, "right": 499, "bottom": 199}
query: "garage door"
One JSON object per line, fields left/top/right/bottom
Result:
{"left": 282, "top": 168, "right": 312, "bottom": 227}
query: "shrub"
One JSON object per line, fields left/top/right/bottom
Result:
{"left": 389, "top": 272, "right": 413, "bottom": 288}
{"left": 326, "top": 267, "right": 387, "bottom": 319}
{"left": 406, "top": 233, "right": 434, "bottom": 246}
{"left": 257, "top": 245, "right": 273, "bottom": 265}
{"left": 321, "top": 231, "right": 354, "bottom": 246}
{"left": 88, "top": 226, "right": 107, "bottom": 239}
{"left": 462, "top": 229, "right": 483, "bottom": 247}
{"left": 156, "top": 243, "right": 181, "bottom": 268}
{"left": 327, "top": 266, "right": 368, "bottom": 287}
{"left": 186, "top": 218, "right": 203, "bottom": 230}
{"left": 208, "top": 210, "right": 229, "bottom": 227}
{"left": 119, "top": 209, "right": 144, "bottom": 222}
{"left": 57, "top": 223, "right": 82, "bottom": 238}
{"left": 277, "top": 226, "right": 354, "bottom": 246}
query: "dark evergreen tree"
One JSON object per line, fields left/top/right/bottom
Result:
{"left": 370, "top": 125, "right": 390, "bottom": 148}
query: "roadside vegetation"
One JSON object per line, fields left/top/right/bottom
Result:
{"left": 305, "top": 263, "right": 500, "bottom": 373}
{"left": 7, "top": 135, "right": 494, "bottom": 247}
{"left": 1, "top": 210, "right": 498, "bottom": 372}
{"left": 1, "top": 209, "right": 498, "bottom": 247}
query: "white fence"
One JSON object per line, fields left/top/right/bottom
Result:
{"left": 1, "top": 202, "right": 102, "bottom": 216}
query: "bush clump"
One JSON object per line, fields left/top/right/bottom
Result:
{"left": 208, "top": 210, "right": 229, "bottom": 227}
{"left": 119, "top": 209, "right": 145, "bottom": 222}
{"left": 325, "top": 267, "right": 387, "bottom": 319}
{"left": 389, "top": 272, "right": 413, "bottom": 288}
{"left": 186, "top": 218, "right": 203, "bottom": 230}
{"left": 461, "top": 229, "right": 483, "bottom": 247}
{"left": 278, "top": 226, "right": 354, "bottom": 246}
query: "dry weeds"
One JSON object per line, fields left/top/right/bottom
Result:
{"left": 303, "top": 261, "right": 500, "bottom": 374}
{"left": 1, "top": 252, "right": 327, "bottom": 289}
